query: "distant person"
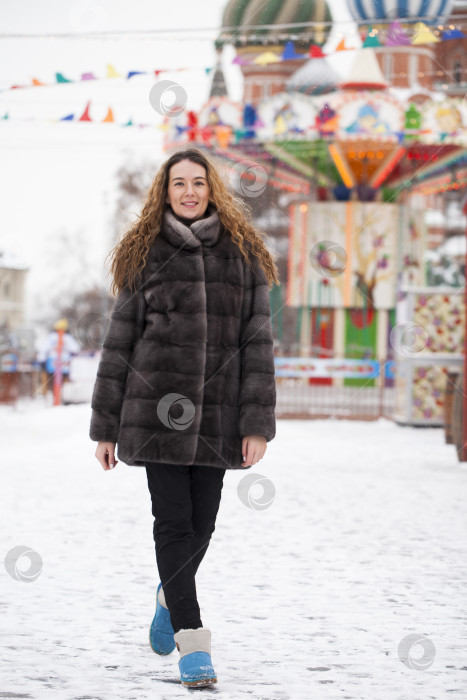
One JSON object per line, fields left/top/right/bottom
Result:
{"left": 89, "top": 147, "right": 278, "bottom": 688}
{"left": 36, "top": 320, "right": 80, "bottom": 396}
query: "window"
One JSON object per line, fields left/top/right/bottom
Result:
{"left": 409, "top": 54, "right": 418, "bottom": 86}
{"left": 383, "top": 53, "right": 393, "bottom": 82}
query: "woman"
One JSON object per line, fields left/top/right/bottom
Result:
{"left": 89, "top": 147, "right": 278, "bottom": 688}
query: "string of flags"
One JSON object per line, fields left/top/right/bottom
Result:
{"left": 0, "top": 100, "right": 171, "bottom": 128}
{"left": 2, "top": 64, "right": 214, "bottom": 93}
{"left": 1, "top": 20, "right": 465, "bottom": 95}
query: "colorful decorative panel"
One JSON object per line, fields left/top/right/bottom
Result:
{"left": 287, "top": 202, "right": 425, "bottom": 310}
{"left": 394, "top": 287, "right": 465, "bottom": 425}
{"left": 412, "top": 290, "right": 465, "bottom": 353}
{"left": 344, "top": 307, "right": 378, "bottom": 387}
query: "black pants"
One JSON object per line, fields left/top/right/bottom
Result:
{"left": 145, "top": 461, "right": 226, "bottom": 634}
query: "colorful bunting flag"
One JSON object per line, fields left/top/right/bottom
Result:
{"left": 362, "top": 27, "right": 382, "bottom": 48}
{"left": 282, "top": 40, "right": 306, "bottom": 60}
{"left": 442, "top": 28, "right": 465, "bottom": 40}
{"left": 309, "top": 44, "right": 325, "bottom": 58}
{"left": 335, "top": 38, "right": 350, "bottom": 51}
{"left": 106, "top": 64, "right": 121, "bottom": 78}
{"left": 81, "top": 72, "right": 97, "bottom": 81}
{"left": 56, "top": 73, "right": 72, "bottom": 83}
{"left": 253, "top": 51, "right": 280, "bottom": 65}
{"left": 232, "top": 55, "right": 249, "bottom": 65}
{"left": 79, "top": 102, "right": 92, "bottom": 121}
{"left": 412, "top": 22, "right": 440, "bottom": 45}
{"left": 385, "top": 21, "right": 411, "bottom": 46}
{"left": 102, "top": 108, "right": 114, "bottom": 122}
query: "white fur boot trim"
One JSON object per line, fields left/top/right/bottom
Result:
{"left": 173, "top": 627, "right": 212, "bottom": 659}
{"left": 157, "top": 585, "right": 167, "bottom": 609}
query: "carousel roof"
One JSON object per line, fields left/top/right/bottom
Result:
{"left": 346, "top": 0, "right": 453, "bottom": 23}
{"left": 286, "top": 57, "right": 340, "bottom": 95}
{"left": 340, "top": 49, "right": 388, "bottom": 90}
{"left": 215, "top": 0, "right": 333, "bottom": 49}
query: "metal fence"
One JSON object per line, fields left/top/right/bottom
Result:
{"left": 276, "top": 379, "right": 395, "bottom": 420}
{"left": 274, "top": 357, "right": 395, "bottom": 421}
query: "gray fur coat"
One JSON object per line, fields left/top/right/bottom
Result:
{"left": 89, "top": 203, "right": 276, "bottom": 469}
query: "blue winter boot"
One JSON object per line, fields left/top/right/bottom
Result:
{"left": 149, "top": 582, "right": 176, "bottom": 655}
{"left": 174, "top": 627, "right": 217, "bottom": 687}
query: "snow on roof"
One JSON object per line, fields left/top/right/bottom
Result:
{"left": 340, "top": 49, "right": 387, "bottom": 90}
{"left": 286, "top": 58, "right": 340, "bottom": 95}
{"left": 0, "top": 250, "right": 29, "bottom": 270}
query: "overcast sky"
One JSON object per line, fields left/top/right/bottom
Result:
{"left": 0, "top": 0, "right": 353, "bottom": 323}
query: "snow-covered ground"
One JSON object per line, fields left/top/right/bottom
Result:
{"left": 2, "top": 398, "right": 467, "bottom": 699}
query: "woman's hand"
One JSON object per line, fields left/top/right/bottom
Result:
{"left": 241, "top": 435, "right": 267, "bottom": 467}
{"left": 95, "top": 442, "right": 118, "bottom": 471}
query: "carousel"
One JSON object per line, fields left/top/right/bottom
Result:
{"left": 162, "top": 0, "right": 467, "bottom": 423}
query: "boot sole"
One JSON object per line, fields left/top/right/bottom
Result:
{"left": 181, "top": 676, "right": 217, "bottom": 687}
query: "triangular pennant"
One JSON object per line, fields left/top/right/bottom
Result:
{"left": 282, "top": 40, "right": 306, "bottom": 60}
{"left": 442, "top": 28, "right": 465, "bottom": 40}
{"left": 385, "top": 21, "right": 411, "bottom": 46}
{"left": 362, "top": 27, "right": 381, "bottom": 48}
{"left": 335, "top": 38, "right": 349, "bottom": 51}
{"left": 60, "top": 114, "right": 74, "bottom": 121}
{"left": 412, "top": 22, "right": 440, "bottom": 45}
{"left": 205, "top": 67, "right": 213, "bottom": 74}
{"left": 81, "top": 72, "right": 97, "bottom": 81}
{"left": 123, "top": 118, "right": 133, "bottom": 126}
{"left": 32, "top": 78, "right": 46, "bottom": 86}
{"left": 309, "top": 44, "right": 326, "bottom": 58}
{"left": 107, "top": 64, "right": 121, "bottom": 78}
{"left": 154, "top": 70, "right": 162, "bottom": 77}
{"left": 102, "top": 108, "right": 114, "bottom": 123}
{"left": 56, "top": 73, "right": 72, "bottom": 83}
{"left": 253, "top": 51, "right": 280, "bottom": 65}
{"left": 79, "top": 102, "right": 92, "bottom": 121}
{"left": 1, "top": 112, "right": 9, "bottom": 119}
{"left": 127, "top": 71, "right": 146, "bottom": 79}
{"left": 11, "top": 85, "right": 26, "bottom": 89}
{"left": 232, "top": 55, "right": 249, "bottom": 65}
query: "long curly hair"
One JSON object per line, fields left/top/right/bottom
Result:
{"left": 107, "top": 147, "right": 280, "bottom": 295}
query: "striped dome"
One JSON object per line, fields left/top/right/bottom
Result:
{"left": 346, "top": 0, "right": 453, "bottom": 23}
{"left": 215, "top": 0, "right": 332, "bottom": 49}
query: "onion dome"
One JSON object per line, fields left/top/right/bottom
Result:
{"left": 215, "top": 0, "right": 333, "bottom": 51}
{"left": 286, "top": 57, "right": 340, "bottom": 95}
{"left": 346, "top": 0, "right": 453, "bottom": 24}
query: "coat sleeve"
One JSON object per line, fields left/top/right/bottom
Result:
{"left": 89, "top": 286, "right": 140, "bottom": 443}
{"left": 238, "top": 255, "right": 276, "bottom": 442}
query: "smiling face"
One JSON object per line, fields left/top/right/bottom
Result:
{"left": 165, "top": 159, "right": 211, "bottom": 220}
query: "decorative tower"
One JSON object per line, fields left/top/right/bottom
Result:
{"left": 215, "top": 0, "right": 333, "bottom": 107}
{"left": 346, "top": 0, "right": 454, "bottom": 98}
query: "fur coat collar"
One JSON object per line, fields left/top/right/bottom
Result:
{"left": 160, "top": 204, "right": 222, "bottom": 249}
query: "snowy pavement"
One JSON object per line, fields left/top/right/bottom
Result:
{"left": 2, "top": 399, "right": 467, "bottom": 699}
